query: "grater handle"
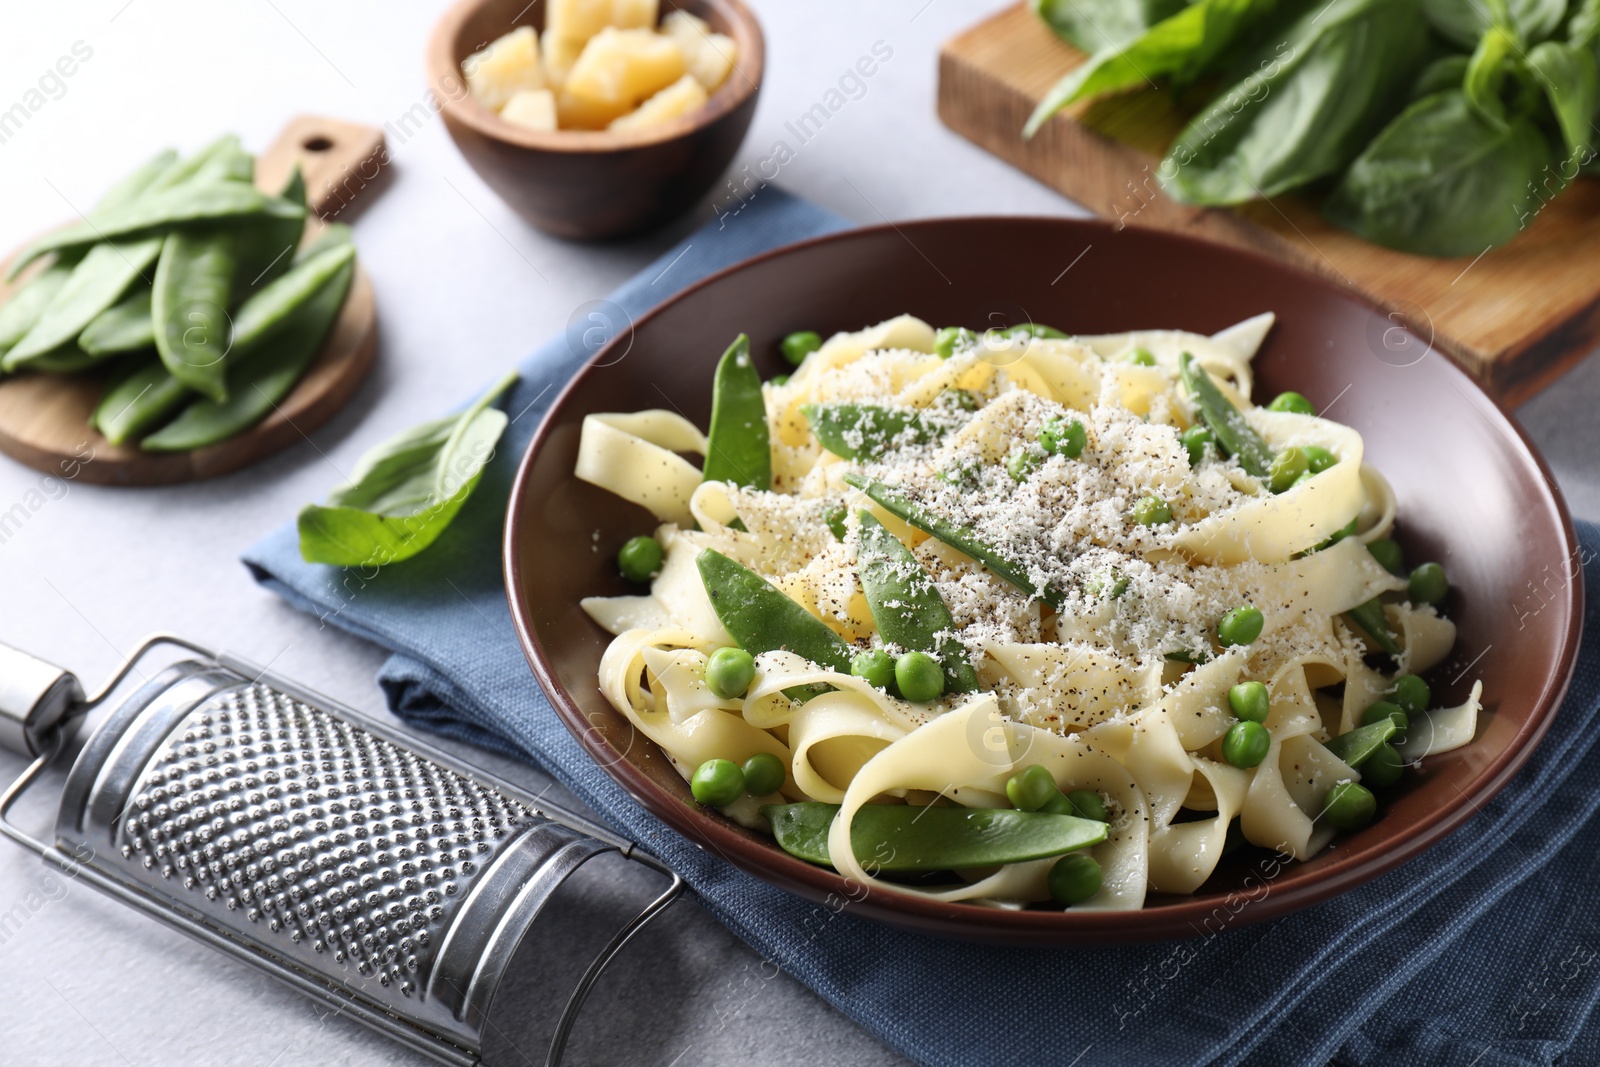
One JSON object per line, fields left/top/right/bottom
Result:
{"left": 0, "top": 642, "right": 83, "bottom": 757}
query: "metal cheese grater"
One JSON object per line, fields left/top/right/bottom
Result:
{"left": 0, "top": 634, "right": 684, "bottom": 1066}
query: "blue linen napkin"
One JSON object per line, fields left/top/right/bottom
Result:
{"left": 245, "top": 188, "right": 1600, "bottom": 1067}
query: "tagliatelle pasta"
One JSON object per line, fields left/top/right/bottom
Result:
{"left": 574, "top": 315, "right": 1480, "bottom": 910}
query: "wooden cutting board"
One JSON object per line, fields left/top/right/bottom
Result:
{"left": 0, "top": 114, "right": 386, "bottom": 486}
{"left": 938, "top": 4, "right": 1600, "bottom": 405}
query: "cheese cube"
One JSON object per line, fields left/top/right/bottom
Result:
{"left": 661, "top": 11, "right": 736, "bottom": 91}
{"left": 563, "top": 27, "right": 686, "bottom": 114}
{"left": 608, "top": 74, "right": 708, "bottom": 131}
{"left": 610, "top": 0, "right": 659, "bottom": 30}
{"left": 501, "top": 88, "right": 558, "bottom": 131}
{"left": 557, "top": 89, "right": 628, "bottom": 129}
{"left": 546, "top": 0, "right": 657, "bottom": 45}
{"left": 463, "top": 26, "right": 543, "bottom": 111}
{"left": 541, "top": 31, "right": 586, "bottom": 89}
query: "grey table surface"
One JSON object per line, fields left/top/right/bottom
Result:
{"left": 0, "top": 2, "right": 1595, "bottom": 1065}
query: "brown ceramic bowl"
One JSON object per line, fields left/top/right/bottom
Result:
{"left": 426, "top": 0, "right": 763, "bottom": 240}
{"left": 504, "top": 217, "right": 1583, "bottom": 944}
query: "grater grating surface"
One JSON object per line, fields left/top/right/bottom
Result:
{"left": 123, "top": 682, "right": 535, "bottom": 995}
{"left": 1, "top": 637, "right": 685, "bottom": 1067}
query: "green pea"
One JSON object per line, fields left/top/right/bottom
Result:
{"left": 1268, "top": 447, "right": 1309, "bottom": 493}
{"left": 617, "top": 535, "right": 663, "bottom": 583}
{"left": 769, "top": 373, "right": 790, "bottom": 387}
{"left": 1218, "top": 605, "right": 1264, "bottom": 647}
{"left": 1007, "top": 447, "right": 1044, "bottom": 483}
{"left": 1039, "top": 792, "right": 1076, "bottom": 816}
{"left": 1066, "top": 789, "right": 1108, "bottom": 822}
{"left": 780, "top": 330, "right": 822, "bottom": 366}
{"left": 1311, "top": 516, "right": 1362, "bottom": 554}
{"left": 1322, "top": 781, "right": 1376, "bottom": 831}
{"left": 1409, "top": 562, "right": 1448, "bottom": 605}
{"left": 895, "top": 651, "right": 945, "bottom": 703}
{"left": 940, "top": 388, "right": 979, "bottom": 411}
{"left": 1302, "top": 445, "right": 1337, "bottom": 473}
{"left": 1367, "top": 538, "right": 1404, "bottom": 575}
{"left": 1228, "top": 680, "right": 1270, "bottom": 723}
{"left": 1388, "top": 674, "right": 1431, "bottom": 714}
{"left": 1005, "top": 764, "right": 1058, "bottom": 812}
{"left": 706, "top": 647, "right": 757, "bottom": 699}
{"left": 1361, "top": 700, "right": 1408, "bottom": 735}
{"left": 1132, "top": 495, "right": 1172, "bottom": 526}
{"left": 741, "top": 752, "right": 786, "bottom": 796}
{"left": 1291, "top": 470, "right": 1315, "bottom": 488}
{"left": 1125, "top": 347, "right": 1157, "bottom": 367}
{"left": 851, "top": 649, "right": 896, "bottom": 691}
{"left": 1222, "top": 720, "right": 1270, "bottom": 768}
{"left": 691, "top": 759, "right": 746, "bottom": 807}
{"left": 1048, "top": 853, "right": 1102, "bottom": 906}
{"left": 936, "top": 465, "right": 977, "bottom": 488}
{"left": 1039, "top": 416, "right": 1086, "bottom": 458}
{"left": 934, "top": 326, "right": 976, "bottom": 359}
{"left": 1268, "top": 391, "right": 1316, "bottom": 415}
{"left": 1179, "top": 425, "right": 1214, "bottom": 467}
{"left": 1087, "top": 570, "right": 1129, "bottom": 599}
{"left": 1362, "top": 744, "right": 1403, "bottom": 788}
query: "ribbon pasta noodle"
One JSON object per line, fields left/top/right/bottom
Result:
{"left": 575, "top": 314, "right": 1479, "bottom": 911}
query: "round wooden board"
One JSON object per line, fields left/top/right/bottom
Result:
{"left": 0, "top": 115, "right": 387, "bottom": 486}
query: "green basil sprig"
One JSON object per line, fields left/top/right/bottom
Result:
{"left": 1324, "top": 91, "right": 1555, "bottom": 256}
{"left": 1422, "top": 0, "right": 1567, "bottom": 49}
{"left": 1161, "top": 0, "right": 1430, "bottom": 206}
{"left": 297, "top": 371, "right": 520, "bottom": 567}
{"left": 1025, "top": 0, "right": 1274, "bottom": 138}
{"left": 1031, "top": 0, "right": 1189, "bottom": 55}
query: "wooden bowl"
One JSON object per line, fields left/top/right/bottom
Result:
{"left": 504, "top": 218, "right": 1583, "bottom": 944}
{"left": 426, "top": 0, "right": 764, "bottom": 240}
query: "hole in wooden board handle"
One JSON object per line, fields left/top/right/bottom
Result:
{"left": 302, "top": 135, "right": 334, "bottom": 152}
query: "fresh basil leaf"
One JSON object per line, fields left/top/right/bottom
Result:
{"left": 1527, "top": 39, "right": 1599, "bottom": 157}
{"left": 1411, "top": 54, "right": 1470, "bottom": 101}
{"left": 1422, "top": 0, "right": 1567, "bottom": 47}
{"left": 1161, "top": 0, "right": 1430, "bottom": 205}
{"left": 1031, "top": 0, "right": 1189, "bottom": 53}
{"left": 1572, "top": 0, "right": 1600, "bottom": 49}
{"left": 1024, "top": 0, "right": 1275, "bottom": 137}
{"left": 297, "top": 370, "right": 520, "bottom": 566}
{"left": 1464, "top": 25, "right": 1519, "bottom": 128}
{"left": 1324, "top": 90, "right": 1555, "bottom": 257}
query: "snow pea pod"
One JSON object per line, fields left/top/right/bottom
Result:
{"left": 844, "top": 473, "right": 1069, "bottom": 610}
{"left": 152, "top": 228, "right": 238, "bottom": 403}
{"left": 1346, "top": 597, "right": 1402, "bottom": 657}
{"left": 855, "top": 511, "right": 979, "bottom": 693}
{"left": 235, "top": 166, "right": 307, "bottom": 295}
{"left": 1178, "top": 351, "right": 1272, "bottom": 478}
{"left": 228, "top": 241, "right": 355, "bottom": 357}
{"left": 1324, "top": 717, "right": 1398, "bottom": 768}
{"left": 143, "top": 258, "right": 353, "bottom": 452}
{"left": 3, "top": 237, "right": 163, "bottom": 368}
{"left": 22, "top": 347, "right": 99, "bottom": 374}
{"left": 91, "top": 148, "right": 179, "bottom": 215}
{"left": 78, "top": 287, "right": 154, "bottom": 355}
{"left": 702, "top": 334, "right": 771, "bottom": 490}
{"left": 92, "top": 359, "right": 190, "bottom": 445}
{"left": 8, "top": 183, "right": 302, "bottom": 279}
{"left": 143, "top": 135, "right": 252, "bottom": 193}
{"left": 762, "top": 801, "right": 1109, "bottom": 872}
{"left": 696, "top": 549, "right": 852, "bottom": 673}
{"left": 0, "top": 263, "right": 74, "bottom": 360}
{"left": 802, "top": 403, "right": 939, "bottom": 461}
